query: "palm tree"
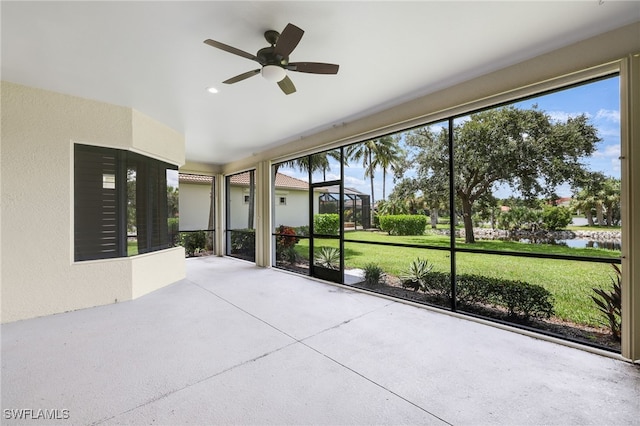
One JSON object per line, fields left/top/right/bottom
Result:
{"left": 275, "top": 150, "right": 342, "bottom": 181}
{"left": 376, "top": 135, "right": 404, "bottom": 201}
{"left": 346, "top": 136, "right": 402, "bottom": 210}
{"left": 602, "top": 177, "right": 621, "bottom": 226}
{"left": 572, "top": 171, "right": 606, "bottom": 226}
{"left": 571, "top": 188, "right": 597, "bottom": 226}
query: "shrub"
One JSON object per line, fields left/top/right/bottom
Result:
{"left": 420, "top": 271, "right": 451, "bottom": 300}
{"left": 281, "top": 246, "right": 300, "bottom": 264}
{"left": 406, "top": 269, "right": 555, "bottom": 322}
{"left": 456, "top": 274, "right": 500, "bottom": 306}
{"left": 179, "top": 231, "right": 207, "bottom": 257}
{"left": 314, "top": 247, "right": 340, "bottom": 269}
{"left": 496, "top": 206, "right": 543, "bottom": 231}
{"left": 362, "top": 263, "right": 385, "bottom": 287}
{"left": 230, "top": 229, "right": 255, "bottom": 256}
{"left": 295, "top": 225, "right": 310, "bottom": 237}
{"left": 275, "top": 225, "right": 299, "bottom": 261}
{"left": 541, "top": 205, "right": 572, "bottom": 230}
{"left": 495, "top": 280, "right": 555, "bottom": 321}
{"left": 378, "top": 214, "right": 427, "bottom": 236}
{"left": 591, "top": 264, "right": 622, "bottom": 340}
{"left": 314, "top": 214, "right": 340, "bottom": 235}
{"left": 168, "top": 217, "right": 180, "bottom": 246}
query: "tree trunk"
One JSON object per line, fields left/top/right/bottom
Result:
{"left": 460, "top": 195, "right": 475, "bottom": 243}
{"left": 606, "top": 205, "right": 613, "bottom": 227}
{"left": 595, "top": 202, "right": 604, "bottom": 226}
{"left": 586, "top": 209, "right": 594, "bottom": 226}
{"left": 382, "top": 169, "right": 387, "bottom": 201}
{"left": 368, "top": 150, "right": 375, "bottom": 211}
{"left": 430, "top": 207, "right": 439, "bottom": 229}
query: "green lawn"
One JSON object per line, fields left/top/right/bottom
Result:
{"left": 294, "top": 231, "right": 621, "bottom": 328}
{"left": 128, "top": 241, "right": 138, "bottom": 256}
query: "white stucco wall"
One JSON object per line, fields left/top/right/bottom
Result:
{"left": 273, "top": 189, "right": 312, "bottom": 228}
{"left": 226, "top": 185, "right": 317, "bottom": 230}
{"left": 228, "top": 185, "right": 252, "bottom": 230}
{"left": 179, "top": 181, "right": 212, "bottom": 231}
{"left": 1, "top": 82, "right": 185, "bottom": 323}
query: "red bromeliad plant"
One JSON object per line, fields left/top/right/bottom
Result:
{"left": 276, "top": 225, "right": 299, "bottom": 250}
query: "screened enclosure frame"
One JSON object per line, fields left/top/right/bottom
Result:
{"left": 269, "top": 71, "right": 626, "bottom": 353}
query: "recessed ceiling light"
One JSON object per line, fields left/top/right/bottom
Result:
{"left": 206, "top": 86, "right": 218, "bottom": 94}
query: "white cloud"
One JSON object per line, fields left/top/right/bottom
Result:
{"left": 593, "top": 144, "right": 620, "bottom": 158}
{"left": 611, "top": 158, "right": 621, "bottom": 174}
{"left": 546, "top": 110, "right": 590, "bottom": 123}
{"left": 595, "top": 109, "right": 620, "bottom": 123}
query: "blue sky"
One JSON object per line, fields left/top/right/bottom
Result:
{"left": 279, "top": 75, "right": 621, "bottom": 200}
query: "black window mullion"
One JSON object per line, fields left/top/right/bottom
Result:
{"left": 117, "top": 151, "right": 127, "bottom": 257}
{"left": 448, "top": 118, "right": 457, "bottom": 312}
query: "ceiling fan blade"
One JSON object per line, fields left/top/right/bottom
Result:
{"left": 273, "top": 23, "right": 304, "bottom": 57}
{"left": 204, "top": 39, "right": 259, "bottom": 62}
{"left": 287, "top": 62, "right": 339, "bottom": 74}
{"left": 277, "top": 75, "right": 296, "bottom": 95}
{"left": 223, "top": 69, "right": 260, "bottom": 84}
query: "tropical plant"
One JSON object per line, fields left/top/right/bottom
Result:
{"left": 275, "top": 225, "right": 299, "bottom": 260}
{"left": 362, "top": 263, "right": 385, "bottom": 287}
{"left": 281, "top": 246, "right": 300, "bottom": 264}
{"left": 400, "top": 258, "right": 433, "bottom": 292}
{"left": 591, "top": 263, "right": 622, "bottom": 340}
{"left": 346, "top": 135, "right": 402, "bottom": 209}
{"left": 314, "top": 247, "right": 340, "bottom": 269}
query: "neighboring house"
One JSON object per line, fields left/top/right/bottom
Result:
{"left": 179, "top": 172, "right": 321, "bottom": 231}
{"left": 179, "top": 174, "right": 215, "bottom": 231}
{"left": 554, "top": 197, "right": 573, "bottom": 208}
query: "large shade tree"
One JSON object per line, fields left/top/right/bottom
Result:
{"left": 404, "top": 106, "right": 600, "bottom": 243}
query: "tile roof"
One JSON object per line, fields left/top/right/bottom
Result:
{"left": 179, "top": 174, "right": 213, "bottom": 184}
{"left": 179, "top": 172, "right": 310, "bottom": 190}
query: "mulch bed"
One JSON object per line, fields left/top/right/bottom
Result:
{"left": 351, "top": 274, "right": 621, "bottom": 353}
{"left": 274, "top": 260, "right": 620, "bottom": 352}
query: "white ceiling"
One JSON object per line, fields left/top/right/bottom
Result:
{"left": 2, "top": 1, "right": 639, "bottom": 165}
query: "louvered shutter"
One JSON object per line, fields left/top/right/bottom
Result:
{"left": 74, "top": 145, "right": 124, "bottom": 261}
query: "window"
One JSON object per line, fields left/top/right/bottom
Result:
{"left": 243, "top": 195, "right": 250, "bottom": 204}
{"left": 279, "top": 196, "right": 287, "bottom": 205}
{"left": 74, "top": 144, "right": 178, "bottom": 261}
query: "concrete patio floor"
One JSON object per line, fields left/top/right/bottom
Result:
{"left": 2, "top": 256, "right": 640, "bottom": 425}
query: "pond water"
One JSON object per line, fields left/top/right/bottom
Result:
{"left": 486, "top": 237, "right": 621, "bottom": 251}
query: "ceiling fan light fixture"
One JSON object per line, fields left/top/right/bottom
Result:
{"left": 261, "top": 65, "right": 286, "bottom": 82}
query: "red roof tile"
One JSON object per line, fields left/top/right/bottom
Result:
{"left": 179, "top": 172, "right": 309, "bottom": 190}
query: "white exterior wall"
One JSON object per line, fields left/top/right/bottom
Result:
{"left": 179, "top": 182, "right": 212, "bottom": 231}
{"left": 228, "top": 185, "right": 251, "bottom": 230}
{"left": 1, "top": 82, "right": 185, "bottom": 323}
{"left": 226, "top": 185, "right": 318, "bottom": 230}
{"left": 274, "top": 189, "right": 313, "bottom": 228}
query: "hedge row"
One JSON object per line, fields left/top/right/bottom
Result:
{"left": 314, "top": 213, "right": 340, "bottom": 235}
{"left": 408, "top": 271, "right": 555, "bottom": 321}
{"left": 378, "top": 215, "right": 427, "bottom": 236}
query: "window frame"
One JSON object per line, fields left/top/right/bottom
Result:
{"left": 74, "top": 144, "right": 178, "bottom": 262}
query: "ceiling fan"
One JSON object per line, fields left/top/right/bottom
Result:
{"left": 204, "top": 23, "right": 339, "bottom": 95}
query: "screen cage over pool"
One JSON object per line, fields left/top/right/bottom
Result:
{"left": 318, "top": 186, "right": 371, "bottom": 230}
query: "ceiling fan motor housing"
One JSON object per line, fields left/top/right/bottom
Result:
{"left": 257, "top": 46, "right": 288, "bottom": 67}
